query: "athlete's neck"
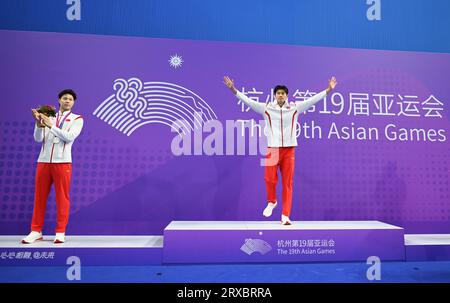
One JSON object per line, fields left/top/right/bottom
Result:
{"left": 277, "top": 101, "right": 285, "bottom": 107}
{"left": 59, "top": 109, "right": 71, "bottom": 115}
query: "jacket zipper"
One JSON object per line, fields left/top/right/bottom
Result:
{"left": 50, "top": 143, "right": 55, "bottom": 163}
{"left": 42, "top": 128, "right": 45, "bottom": 152}
{"left": 280, "top": 108, "right": 284, "bottom": 147}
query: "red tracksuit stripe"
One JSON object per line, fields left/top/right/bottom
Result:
{"left": 291, "top": 110, "right": 297, "bottom": 138}
{"left": 42, "top": 128, "right": 45, "bottom": 152}
{"left": 265, "top": 111, "right": 273, "bottom": 134}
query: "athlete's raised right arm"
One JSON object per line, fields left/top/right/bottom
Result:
{"left": 223, "top": 76, "right": 265, "bottom": 114}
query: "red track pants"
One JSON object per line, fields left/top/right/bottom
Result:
{"left": 31, "top": 163, "right": 72, "bottom": 233}
{"left": 264, "top": 147, "right": 295, "bottom": 217}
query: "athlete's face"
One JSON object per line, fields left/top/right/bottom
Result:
{"left": 275, "top": 90, "right": 287, "bottom": 104}
{"left": 58, "top": 94, "right": 75, "bottom": 112}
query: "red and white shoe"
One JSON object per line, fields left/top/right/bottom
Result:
{"left": 263, "top": 201, "right": 277, "bottom": 217}
{"left": 21, "top": 231, "right": 43, "bottom": 244}
{"left": 281, "top": 215, "right": 292, "bottom": 225}
{"left": 54, "top": 233, "right": 65, "bottom": 244}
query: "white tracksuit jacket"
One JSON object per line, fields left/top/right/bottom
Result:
{"left": 33, "top": 111, "right": 84, "bottom": 163}
{"left": 236, "top": 89, "right": 328, "bottom": 147}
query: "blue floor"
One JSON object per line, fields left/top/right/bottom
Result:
{"left": 1, "top": 261, "right": 450, "bottom": 283}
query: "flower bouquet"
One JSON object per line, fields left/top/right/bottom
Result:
{"left": 36, "top": 105, "right": 57, "bottom": 117}
{"left": 34, "top": 105, "right": 57, "bottom": 128}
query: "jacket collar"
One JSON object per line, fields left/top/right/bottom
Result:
{"left": 59, "top": 109, "right": 71, "bottom": 114}
{"left": 271, "top": 99, "right": 291, "bottom": 109}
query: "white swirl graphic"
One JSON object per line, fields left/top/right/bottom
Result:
{"left": 240, "top": 238, "right": 272, "bottom": 255}
{"left": 93, "top": 77, "right": 218, "bottom": 136}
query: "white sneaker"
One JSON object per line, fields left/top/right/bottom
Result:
{"left": 281, "top": 215, "right": 292, "bottom": 225}
{"left": 54, "top": 233, "right": 65, "bottom": 244}
{"left": 21, "top": 231, "right": 43, "bottom": 244}
{"left": 263, "top": 202, "right": 277, "bottom": 217}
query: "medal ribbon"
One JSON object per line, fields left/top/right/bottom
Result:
{"left": 56, "top": 111, "right": 71, "bottom": 129}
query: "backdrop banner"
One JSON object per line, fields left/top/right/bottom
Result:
{"left": 0, "top": 30, "right": 448, "bottom": 235}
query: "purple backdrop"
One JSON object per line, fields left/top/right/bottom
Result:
{"left": 0, "top": 30, "right": 449, "bottom": 235}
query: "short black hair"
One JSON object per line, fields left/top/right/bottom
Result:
{"left": 274, "top": 85, "right": 288, "bottom": 95}
{"left": 58, "top": 89, "right": 77, "bottom": 101}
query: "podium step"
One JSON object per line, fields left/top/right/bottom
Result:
{"left": 405, "top": 234, "right": 450, "bottom": 261}
{"left": 0, "top": 236, "right": 163, "bottom": 266}
{"left": 163, "top": 221, "right": 405, "bottom": 264}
